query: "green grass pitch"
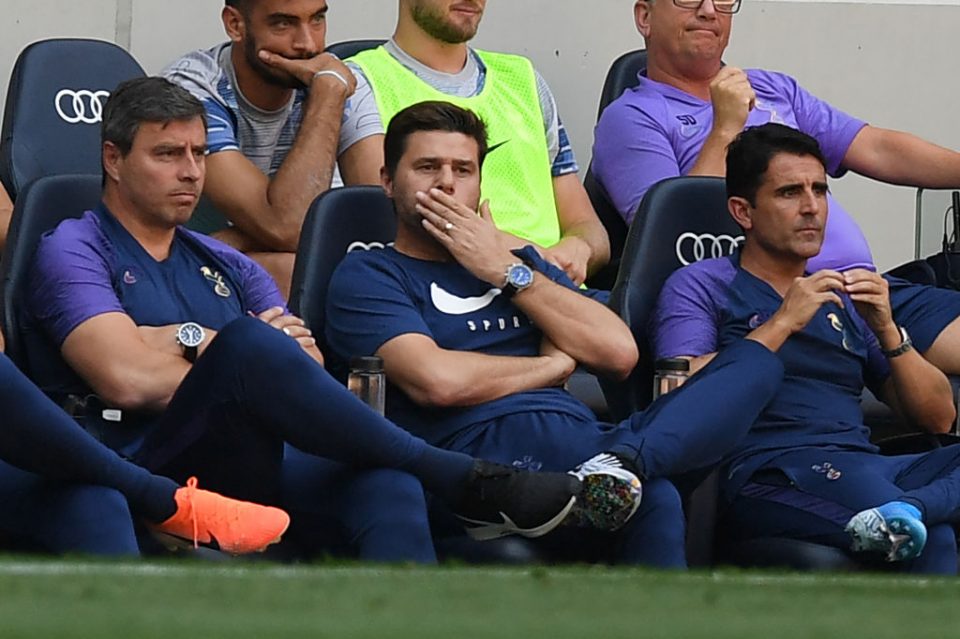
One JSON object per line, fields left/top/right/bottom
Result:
{"left": 0, "top": 559, "right": 958, "bottom": 638}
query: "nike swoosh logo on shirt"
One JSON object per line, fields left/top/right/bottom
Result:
{"left": 488, "top": 140, "right": 509, "bottom": 154}
{"left": 430, "top": 282, "right": 501, "bottom": 315}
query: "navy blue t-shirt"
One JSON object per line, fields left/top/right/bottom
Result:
{"left": 651, "top": 253, "right": 890, "bottom": 496}
{"left": 325, "top": 246, "right": 599, "bottom": 446}
{"left": 24, "top": 205, "right": 285, "bottom": 454}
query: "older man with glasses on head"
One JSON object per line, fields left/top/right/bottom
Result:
{"left": 593, "top": 0, "right": 960, "bottom": 376}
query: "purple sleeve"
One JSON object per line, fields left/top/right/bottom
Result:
{"left": 592, "top": 98, "right": 680, "bottom": 225}
{"left": 759, "top": 71, "right": 867, "bottom": 177}
{"left": 325, "top": 254, "right": 433, "bottom": 360}
{"left": 237, "top": 257, "right": 287, "bottom": 315}
{"left": 26, "top": 220, "right": 124, "bottom": 346}
{"left": 650, "top": 263, "right": 725, "bottom": 359}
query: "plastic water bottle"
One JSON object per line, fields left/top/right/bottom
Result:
{"left": 348, "top": 356, "right": 386, "bottom": 415}
{"left": 652, "top": 358, "right": 690, "bottom": 400}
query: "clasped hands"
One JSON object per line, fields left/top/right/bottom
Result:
{"left": 775, "top": 268, "right": 896, "bottom": 340}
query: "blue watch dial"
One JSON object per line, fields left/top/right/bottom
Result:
{"left": 177, "top": 322, "right": 205, "bottom": 348}
{"left": 507, "top": 263, "right": 534, "bottom": 288}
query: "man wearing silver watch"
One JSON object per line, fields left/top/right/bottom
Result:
{"left": 652, "top": 124, "right": 960, "bottom": 574}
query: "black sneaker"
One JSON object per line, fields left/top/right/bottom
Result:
{"left": 456, "top": 461, "right": 582, "bottom": 541}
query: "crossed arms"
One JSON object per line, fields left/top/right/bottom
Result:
{"left": 332, "top": 189, "right": 637, "bottom": 410}
{"left": 29, "top": 231, "right": 323, "bottom": 413}
{"left": 62, "top": 307, "right": 323, "bottom": 412}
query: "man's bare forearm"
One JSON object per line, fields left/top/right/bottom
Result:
{"left": 688, "top": 127, "right": 738, "bottom": 177}
{"left": 561, "top": 223, "right": 609, "bottom": 275}
{"left": 844, "top": 126, "right": 960, "bottom": 188}
{"left": 382, "top": 344, "right": 573, "bottom": 409}
{"left": 511, "top": 275, "right": 638, "bottom": 379}
{"left": 877, "top": 324, "right": 955, "bottom": 432}
{"left": 259, "top": 87, "right": 347, "bottom": 250}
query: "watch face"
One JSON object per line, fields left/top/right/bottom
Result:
{"left": 177, "top": 322, "right": 205, "bottom": 348}
{"left": 507, "top": 264, "right": 534, "bottom": 288}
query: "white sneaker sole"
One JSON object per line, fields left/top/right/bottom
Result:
{"left": 460, "top": 495, "right": 578, "bottom": 541}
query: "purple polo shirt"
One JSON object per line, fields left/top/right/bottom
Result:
{"left": 592, "top": 69, "right": 874, "bottom": 272}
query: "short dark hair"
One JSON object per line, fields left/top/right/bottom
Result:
{"left": 383, "top": 101, "right": 488, "bottom": 179}
{"left": 224, "top": 0, "right": 252, "bottom": 18}
{"left": 101, "top": 77, "right": 207, "bottom": 156}
{"left": 726, "top": 123, "right": 827, "bottom": 205}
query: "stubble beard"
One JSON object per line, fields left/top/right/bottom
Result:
{"left": 242, "top": 36, "right": 311, "bottom": 90}
{"left": 411, "top": 5, "right": 479, "bottom": 44}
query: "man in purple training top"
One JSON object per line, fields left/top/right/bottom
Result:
{"left": 593, "top": 0, "right": 960, "bottom": 374}
{"left": 652, "top": 123, "right": 960, "bottom": 574}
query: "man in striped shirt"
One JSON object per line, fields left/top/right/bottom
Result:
{"left": 164, "top": 0, "right": 361, "bottom": 299}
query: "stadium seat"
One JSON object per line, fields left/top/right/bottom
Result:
{"left": 583, "top": 49, "right": 646, "bottom": 290}
{"left": 596, "top": 49, "right": 647, "bottom": 121}
{"left": 603, "top": 176, "right": 742, "bottom": 416}
{"left": 289, "top": 185, "right": 544, "bottom": 563}
{"left": 0, "top": 174, "right": 102, "bottom": 370}
{"left": 0, "top": 39, "right": 145, "bottom": 199}
{"left": 289, "top": 186, "right": 396, "bottom": 348}
{"left": 326, "top": 39, "right": 386, "bottom": 60}
{"left": 583, "top": 165, "right": 627, "bottom": 291}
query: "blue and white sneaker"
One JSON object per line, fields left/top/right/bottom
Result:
{"left": 844, "top": 501, "right": 927, "bottom": 562}
{"left": 565, "top": 453, "right": 643, "bottom": 531}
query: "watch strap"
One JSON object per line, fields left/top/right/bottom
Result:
{"left": 501, "top": 262, "right": 533, "bottom": 298}
{"left": 176, "top": 322, "right": 205, "bottom": 363}
{"left": 510, "top": 244, "right": 583, "bottom": 289}
{"left": 881, "top": 326, "right": 913, "bottom": 359}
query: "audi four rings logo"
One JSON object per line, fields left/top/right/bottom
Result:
{"left": 55, "top": 89, "right": 111, "bottom": 124}
{"left": 675, "top": 232, "right": 744, "bottom": 265}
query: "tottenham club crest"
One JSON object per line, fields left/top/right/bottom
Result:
{"left": 200, "top": 266, "right": 232, "bottom": 298}
{"left": 812, "top": 461, "right": 842, "bottom": 481}
{"left": 827, "top": 312, "right": 853, "bottom": 352}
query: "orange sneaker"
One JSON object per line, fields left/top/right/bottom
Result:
{"left": 149, "top": 477, "right": 290, "bottom": 555}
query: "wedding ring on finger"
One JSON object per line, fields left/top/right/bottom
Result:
{"left": 444, "top": 222, "right": 455, "bottom": 231}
